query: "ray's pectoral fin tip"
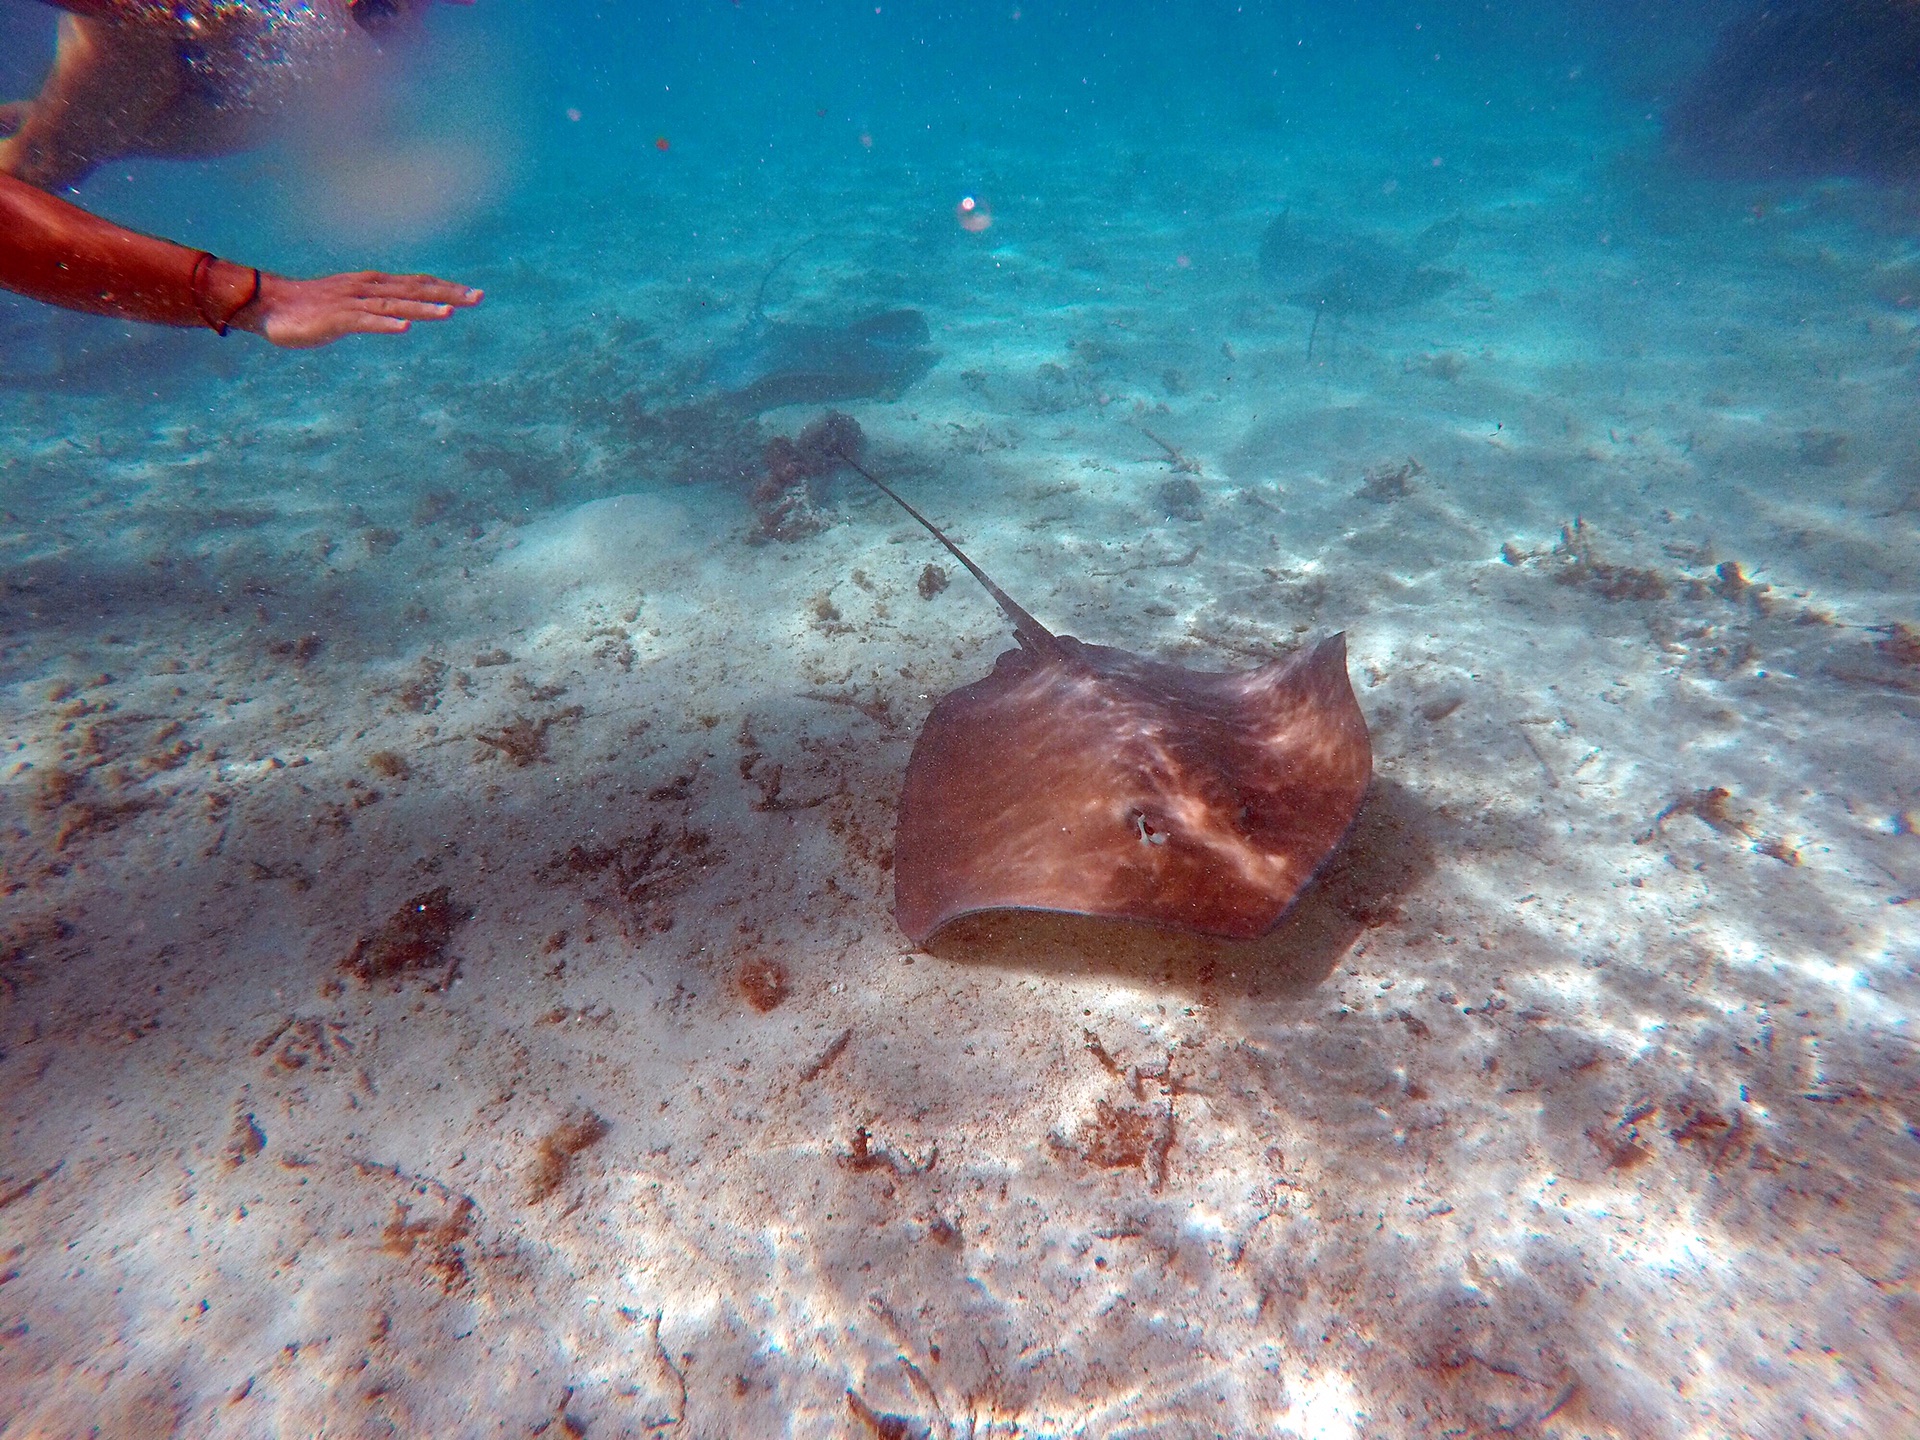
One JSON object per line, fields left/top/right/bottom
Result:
{"left": 833, "top": 436, "right": 1372, "bottom": 946}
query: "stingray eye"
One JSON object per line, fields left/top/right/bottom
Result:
{"left": 1132, "top": 811, "right": 1170, "bottom": 846}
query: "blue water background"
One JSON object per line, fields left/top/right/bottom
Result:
{"left": 3, "top": 1, "right": 1752, "bottom": 338}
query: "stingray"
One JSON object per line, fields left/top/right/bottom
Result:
{"left": 834, "top": 451, "right": 1373, "bottom": 945}
{"left": 1258, "top": 211, "right": 1462, "bottom": 359}
{"left": 701, "top": 247, "right": 938, "bottom": 413}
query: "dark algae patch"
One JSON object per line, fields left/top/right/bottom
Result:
{"left": 342, "top": 888, "right": 470, "bottom": 987}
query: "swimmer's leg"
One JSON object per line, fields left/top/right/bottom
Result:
{"left": 0, "top": 14, "right": 180, "bottom": 188}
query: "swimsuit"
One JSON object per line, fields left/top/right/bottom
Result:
{"left": 164, "top": 2, "right": 360, "bottom": 127}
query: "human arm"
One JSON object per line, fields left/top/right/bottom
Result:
{"left": 0, "top": 172, "right": 480, "bottom": 346}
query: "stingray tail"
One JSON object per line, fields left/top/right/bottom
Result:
{"left": 834, "top": 452, "right": 1056, "bottom": 652}
{"left": 750, "top": 235, "right": 822, "bottom": 321}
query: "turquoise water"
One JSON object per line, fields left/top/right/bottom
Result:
{"left": 3, "top": 4, "right": 1917, "bottom": 1436}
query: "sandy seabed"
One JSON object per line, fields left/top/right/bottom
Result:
{"left": 3, "top": 115, "right": 1919, "bottom": 1439}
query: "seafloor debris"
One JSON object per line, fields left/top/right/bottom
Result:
{"left": 0, "top": 1161, "right": 62, "bottom": 1213}
{"left": 1588, "top": 1101, "right": 1657, "bottom": 1172}
{"left": 1690, "top": 558, "right": 1772, "bottom": 610}
{"left": 1540, "top": 519, "right": 1668, "bottom": 601}
{"left": 1, "top": 912, "right": 72, "bottom": 994}
{"left": 341, "top": 887, "right": 470, "bottom": 986}
{"left": 840, "top": 1125, "right": 936, "bottom": 1178}
{"left": 545, "top": 823, "right": 718, "bottom": 935}
{"left": 1058, "top": 1054, "right": 1180, "bottom": 1192}
{"left": 846, "top": 1389, "right": 929, "bottom": 1440}
{"left": 526, "top": 1109, "right": 611, "bottom": 1203}
{"left": 915, "top": 563, "right": 949, "bottom": 599}
{"left": 1357, "top": 456, "right": 1423, "bottom": 503}
{"left": 253, "top": 1014, "right": 355, "bottom": 1072}
{"left": 734, "top": 953, "right": 789, "bottom": 1012}
{"left": 1079, "top": 1099, "right": 1162, "bottom": 1170}
{"left": 380, "top": 1197, "right": 475, "bottom": 1294}
{"left": 223, "top": 1111, "right": 266, "bottom": 1169}
{"left": 264, "top": 633, "right": 324, "bottom": 667}
{"left": 798, "top": 1026, "right": 852, "bottom": 1082}
{"left": 42, "top": 778, "right": 155, "bottom": 852}
{"left": 474, "top": 706, "right": 584, "bottom": 766}
{"left": 1408, "top": 350, "right": 1467, "bottom": 380}
{"left": 393, "top": 657, "right": 448, "bottom": 714}
{"left": 749, "top": 410, "right": 865, "bottom": 543}
{"left": 367, "top": 749, "right": 409, "bottom": 780}
{"left": 1140, "top": 424, "right": 1204, "bottom": 476}
{"left": 1154, "top": 474, "right": 1205, "bottom": 521}
{"left": 1640, "top": 786, "right": 1800, "bottom": 865}
{"left": 1878, "top": 621, "right": 1920, "bottom": 668}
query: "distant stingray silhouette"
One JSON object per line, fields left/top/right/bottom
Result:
{"left": 702, "top": 243, "right": 937, "bottom": 412}
{"left": 835, "top": 449, "right": 1373, "bottom": 945}
{"left": 1258, "top": 211, "right": 1462, "bottom": 361}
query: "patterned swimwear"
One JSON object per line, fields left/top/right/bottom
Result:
{"left": 161, "top": 1, "right": 363, "bottom": 127}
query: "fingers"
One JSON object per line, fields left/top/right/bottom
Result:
{"left": 348, "top": 314, "right": 412, "bottom": 335}
{"left": 261, "top": 271, "right": 479, "bottom": 346}
{"left": 357, "top": 297, "right": 459, "bottom": 322}
{"left": 333, "top": 271, "right": 482, "bottom": 306}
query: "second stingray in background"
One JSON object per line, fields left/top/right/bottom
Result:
{"left": 700, "top": 246, "right": 938, "bottom": 413}
{"left": 1259, "top": 210, "right": 1462, "bottom": 360}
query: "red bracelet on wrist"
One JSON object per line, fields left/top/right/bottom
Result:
{"left": 188, "top": 252, "right": 263, "bottom": 336}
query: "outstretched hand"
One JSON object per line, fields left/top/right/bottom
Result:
{"left": 236, "top": 270, "right": 482, "bottom": 349}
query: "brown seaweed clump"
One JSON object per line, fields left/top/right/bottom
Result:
{"left": 750, "top": 411, "right": 866, "bottom": 543}
{"left": 342, "top": 887, "right": 470, "bottom": 986}
{"left": 735, "top": 953, "right": 789, "bottom": 1012}
{"left": 1546, "top": 520, "right": 1668, "bottom": 602}
{"left": 1879, "top": 621, "right": 1920, "bottom": 669}
{"left": 526, "top": 1110, "right": 611, "bottom": 1203}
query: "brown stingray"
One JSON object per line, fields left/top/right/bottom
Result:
{"left": 839, "top": 455, "right": 1373, "bottom": 945}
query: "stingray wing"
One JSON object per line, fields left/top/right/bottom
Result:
{"left": 711, "top": 310, "right": 936, "bottom": 412}
{"left": 893, "top": 633, "right": 1371, "bottom": 943}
